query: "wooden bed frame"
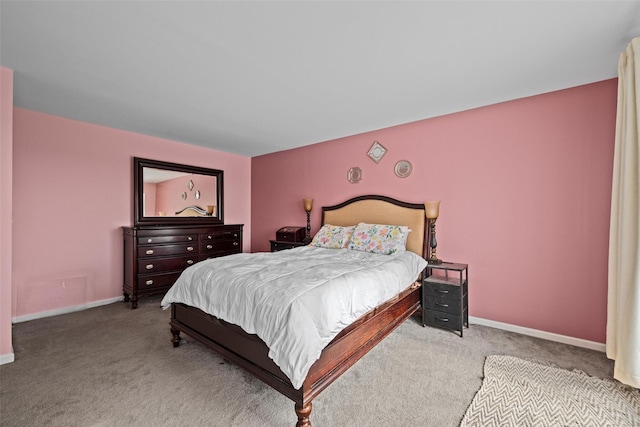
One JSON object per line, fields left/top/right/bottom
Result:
{"left": 169, "top": 195, "right": 428, "bottom": 426}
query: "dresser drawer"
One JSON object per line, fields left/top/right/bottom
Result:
{"left": 201, "top": 239, "right": 241, "bottom": 254}
{"left": 137, "top": 243, "right": 197, "bottom": 258}
{"left": 422, "top": 309, "right": 464, "bottom": 332}
{"left": 200, "top": 230, "right": 241, "bottom": 241}
{"left": 137, "top": 271, "right": 182, "bottom": 290}
{"left": 200, "top": 248, "right": 241, "bottom": 261}
{"left": 423, "top": 295, "right": 462, "bottom": 315}
{"left": 137, "top": 234, "right": 197, "bottom": 245}
{"left": 137, "top": 256, "right": 197, "bottom": 274}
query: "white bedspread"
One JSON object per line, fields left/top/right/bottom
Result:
{"left": 160, "top": 246, "right": 427, "bottom": 389}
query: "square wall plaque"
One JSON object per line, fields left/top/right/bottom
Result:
{"left": 367, "top": 141, "right": 387, "bottom": 163}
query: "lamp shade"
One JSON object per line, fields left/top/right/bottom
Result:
{"left": 303, "top": 198, "right": 314, "bottom": 212}
{"left": 424, "top": 201, "right": 440, "bottom": 219}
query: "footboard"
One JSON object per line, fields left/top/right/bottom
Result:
{"left": 169, "top": 283, "right": 420, "bottom": 425}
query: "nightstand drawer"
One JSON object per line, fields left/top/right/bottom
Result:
{"left": 270, "top": 240, "right": 306, "bottom": 252}
{"left": 423, "top": 280, "right": 465, "bottom": 298}
{"left": 423, "top": 295, "right": 461, "bottom": 314}
{"left": 423, "top": 309, "right": 464, "bottom": 332}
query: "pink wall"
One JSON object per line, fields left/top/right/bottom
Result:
{"left": 1, "top": 67, "right": 14, "bottom": 360}
{"left": 252, "top": 80, "right": 617, "bottom": 343}
{"left": 11, "top": 109, "right": 251, "bottom": 317}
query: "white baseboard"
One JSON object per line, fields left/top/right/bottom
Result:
{"left": 469, "top": 316, "right": 606, "bottom": 352}
{"left": 12, "top": 296, "right": 124, "bottom": 324}
{"left": 0, "top": 351, "right": 15, "bottom": 365}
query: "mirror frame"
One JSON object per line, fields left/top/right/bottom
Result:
{"left": 133, "top": 157, "right": 224, "bottom": 226}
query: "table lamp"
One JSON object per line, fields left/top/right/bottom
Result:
{"left": 424, "top": 201, "right": 441, "bottom": 264}
{"left": 303, "top": 198, "right": 314, "bottom": 243}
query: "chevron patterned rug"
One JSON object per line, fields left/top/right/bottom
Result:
{"left": 460, "top": 355, "right": 640, "bottom": 427}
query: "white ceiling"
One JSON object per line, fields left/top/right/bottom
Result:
{"left": 1, "top": 1, "right": 639, "bottom": 157}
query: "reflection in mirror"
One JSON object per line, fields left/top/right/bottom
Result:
{"left": 142, "top": 168, "right": 217, "bottom": 217}
{"left": 134, "top": 157, "right": 224, "bottom": 226}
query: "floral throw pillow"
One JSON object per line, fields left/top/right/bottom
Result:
{"left": 310, "top": 224, "right": 355, "bottom": 249}
{"left": 347, "top": 223, "right": 410, "bottom": 255}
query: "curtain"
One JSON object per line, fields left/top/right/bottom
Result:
{"left": 607, "top": 36, "right": 640, "bottom": 388}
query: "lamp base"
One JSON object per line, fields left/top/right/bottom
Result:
{"left": 428, "top": 257, "right": 442, "bottom": 265}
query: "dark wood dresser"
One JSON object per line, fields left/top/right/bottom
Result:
{"left": 122, "top": 224, "right": 243, "bottom": 308}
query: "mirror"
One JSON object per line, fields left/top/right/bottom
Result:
{"left": 134, "top": 157, "right": 223, "bottom": 226}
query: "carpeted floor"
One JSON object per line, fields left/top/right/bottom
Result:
{"left": 1, "top": 296, "right": 616, "bottom": 426}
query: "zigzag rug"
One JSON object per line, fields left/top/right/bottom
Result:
{"left": 460, "top": 355, "right": 640, "bottom": 426}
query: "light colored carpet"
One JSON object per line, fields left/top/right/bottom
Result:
{"left": 461, "top": 355, "right": 640, "bottom": 427}
{"left": 1, "top": 295, "right": 616, "bottom": 426}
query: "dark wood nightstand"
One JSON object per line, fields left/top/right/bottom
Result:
{"left": 269, "top": 240, "right": 307, "bottom": 252}
{"left": 422, "top": 262, "right": 468, "bottom": 337}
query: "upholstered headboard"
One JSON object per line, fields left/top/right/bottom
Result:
{"left": 322, "top": 195, "right": 428, "bottom": 258}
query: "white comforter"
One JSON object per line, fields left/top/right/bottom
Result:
{"left": 160, "top": 246, "right": 427, "bottom": 389}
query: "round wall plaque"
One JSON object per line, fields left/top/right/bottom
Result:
{"left": 394, "top": 160, "right": 412, "bottom": 178}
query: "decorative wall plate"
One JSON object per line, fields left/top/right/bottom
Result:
{"left": 394, "top": 160, "right": 412, "bottom": 178}
{"left": 367, "top": 141, "right": 387, "bottom": 163}
{"left": 188, "top": 180, "right": 194, "bottom": 191}
{"left": 348, "top": 167, "right": 362, "bottom": 183}
{"left": 181, "top": 191, "right": 187, "bottom": 200}
{"left": 195, "top": 190, "right": 201, "bottom": 199}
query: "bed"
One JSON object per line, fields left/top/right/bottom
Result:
{"left": 164, "top": 195, "right": 428, "bottom": 426}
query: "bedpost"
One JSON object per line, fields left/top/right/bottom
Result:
{"left": 171, "top": 327, "right": 181, "bottom": 348}
{"left": 295, "top": 402, "right": 312, "bottom": 427}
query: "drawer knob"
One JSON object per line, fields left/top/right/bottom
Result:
{"left": 187, "top": 246, "right": 194, "bottom": 251}
{"left": 207, "top": 245, "right": 213, "bottom": 249}
{"left": 187, "top": 260, "right": 194, "bottom": 265}
{"left": 145, "top": 280, "right": 153, "bottom": 286}
{"left": 145, "top": 249, "right": 154, "bottom": 255}
{"left": 146, "top": 264, "right": 154, "bottom": 270}
{"left": 208, "top": 235, "right": 213, "bottom": 239}
{"left": 435, "top": 302, "right": 449, "bottom": 308}
{"left": 233, "top": 233, "right": 238, "bottom": 237}
{"left": 233, "top": 242, "right": 239, "bottom": 246}
{"left": 188, "top": 236, "right": 193, "bottom": 241}
{"left": 147, "top": 238, "right": 153, "bottom": 243}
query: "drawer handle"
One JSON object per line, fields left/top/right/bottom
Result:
{"left": 188, "top": 236, "right": 193, "bottom": 241}
{"left": 187, "top": 246, "right": 194, "bottom": 251}
{"left": 146, "top": 249, "right": 154, "bottom": 255}
{"left": 187, "top": 260, "right": 194, "bottom": 265}
{"left": 435, "top": 289, "right": 449, "bottom": 294}
{"left": 233, "top": 242, "right": 239, "bottom": 246}
{"left": 435, "top": 317, "right": 449, "bottom": 322}
{"left": 145, "top": 280, "right": 153, "bottom": 286}
{"left": 147, "top": 238, "right": 153, "bottom": 243}
{"left": 207, "top": 245, "right": 213, "bottom": 249}
{"left": 146, "top": 264, "right": 154, "bottom": 270}
{"left": 435, "top": 302, "right": 449, "bottom": 307}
